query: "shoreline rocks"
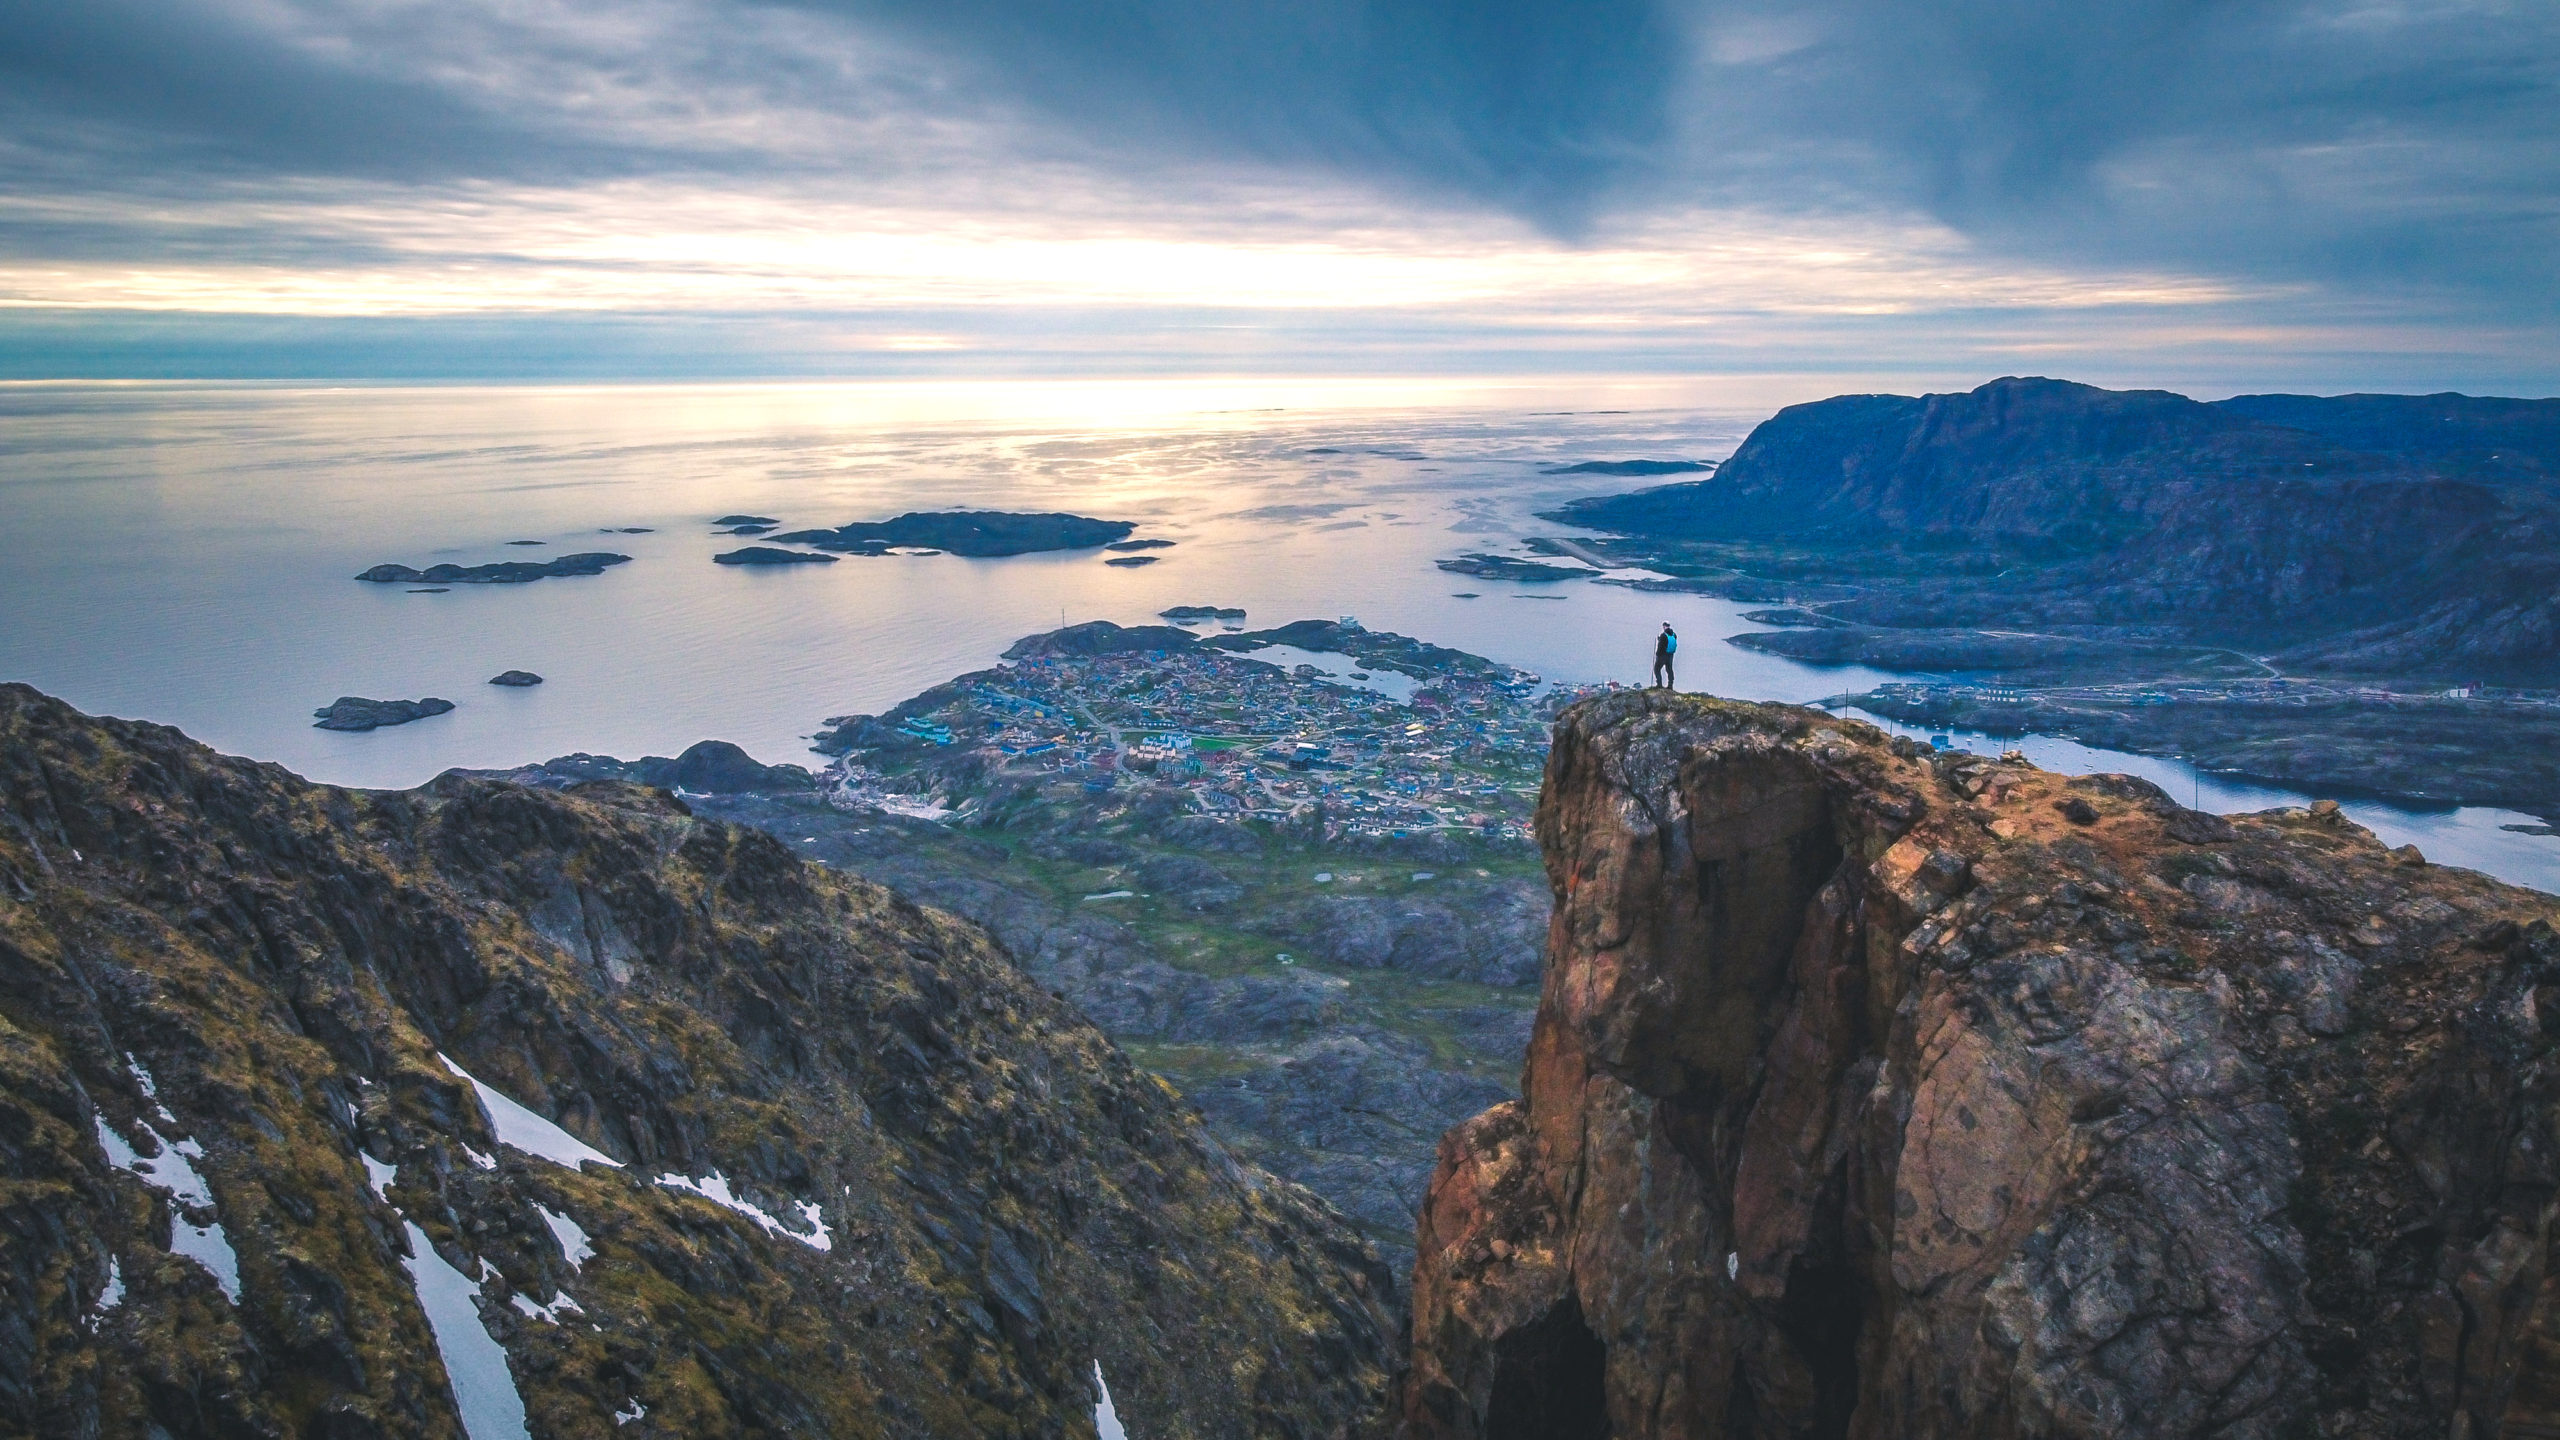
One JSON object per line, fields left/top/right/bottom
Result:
{"left": 487, "top": 670, "right": 543, "bottom": 687}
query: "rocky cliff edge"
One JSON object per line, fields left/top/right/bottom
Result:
{"left": 1404, "top": 689, "right": 2560, "bottom": 1439}
{"left": 0, "top": 683, "right": 1395, "bottom": 1438}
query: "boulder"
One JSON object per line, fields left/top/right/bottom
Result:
{"left": 1131, "top": 854, "right": 1244, "bottom": 911}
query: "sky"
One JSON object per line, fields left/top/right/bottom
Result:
{"left": 2, "top": 0, "right": 2556, "bottom": 393}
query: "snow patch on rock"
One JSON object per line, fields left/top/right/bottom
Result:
{"left": 94, "top": 1114, "right": 241, "bottom": 1304}
{"left": 401, "top": 1221, "right": 533, "bottom": 1440}
{"left": 537, "top": 1204, "right": 593, "bottom": 1271}
{"left": 439, "top": 1053, "right": 621, "bottom": 1170}
{"left": 1095, "top": 1361, "right": 1129, "bottom": 1440}
{"left": 655, "top": 1171, "right": 832, "bottom": 1251}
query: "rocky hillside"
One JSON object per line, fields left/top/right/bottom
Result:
{"left": 2215, "top": 391, "right": 2560, "bottom": 492}
{"left": 0, "top": 683, "right": 1396, "bottom": 1439}
{"left": 1404, "top": 689, "right": 2560, "bottom": 1439}
{"left": 1551, "top": 377, "right": 2560, "bottom": 680}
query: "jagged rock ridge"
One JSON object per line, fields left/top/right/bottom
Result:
{"left": 1404, "top": 689, "right": 2560, "bottom": 1439}
{"left": 0, "top": 683, "right": 1394, "bottom": 1438}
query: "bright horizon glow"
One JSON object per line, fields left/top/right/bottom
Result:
{"left": 2, "top": 0, "right": 2551, "bottom": 388}
{"left": 0, "top": 370, "right": 2332, "bottom": 424}
{"left": 0, "top": 187, "right": 2246, "bottom": 319}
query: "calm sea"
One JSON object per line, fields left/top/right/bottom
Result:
{"left": 4, "top": 379, "right": 2554, "bottom": 891}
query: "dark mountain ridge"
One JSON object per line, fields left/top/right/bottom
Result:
{"left": 0, "top": 683, "right": 1394, "bottom": 1437}
{"left": 1552, "top": 377, "right": 2560, "bottom": 680}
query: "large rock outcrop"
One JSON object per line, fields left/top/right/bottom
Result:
{"left": 0, "top": 683, "right": 1395, "bottom": 1438}
{"left": 1404, "top": 689, "right": 2560, "bottom": 1439}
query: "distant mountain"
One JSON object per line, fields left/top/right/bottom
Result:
{"left": 1554, "top": 377, "right": 2417, "bottom": 548}
{"left": 1552, "top": 377, "right": 2560, "bottom": 680}
{"left": 2214, "top": 391, "right": 2560, "bottom": 490}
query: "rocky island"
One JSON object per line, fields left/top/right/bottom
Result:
{"left": 711, "top": 546, "right": 836, "bottom": 566}
{"left": 356, "top": 553, "right": 632, "bottom": 584}
{"left": 1548, "top": 377, "right": 2560, "bottom": 824}
{"left": 0, "top": 683, "right": 1396, "bottom": 1436}
{"left": 768, "top": 511, "right": 1136, "bottom": 557}
{"left": 1405, "top": 688, "right": 2560, "bottom": 1438}
{"left": 311, "top": 695, "right": 453, "bottom": 730}
{"left": 1434, "top": 553, "right": 1585, "bottom": 583}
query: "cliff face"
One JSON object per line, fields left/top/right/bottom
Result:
{"left": 0, "top": 683, "right": 1395, "bottom": 1439}
{"left": 1550, "top": 378, "right": 2560, "bottom": 677}
{"left": 1404, "top": 690, "right": 2560, "bottom": 1439}
{"left": 1553, "top": 378, "right": 2411, "bottom": 550}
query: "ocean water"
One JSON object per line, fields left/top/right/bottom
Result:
{"left": 3, "top": 379, "right": 2554, "bottom": 892}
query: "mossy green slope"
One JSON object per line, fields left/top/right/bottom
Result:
{"left": 0, "top": 683, "right": 1394, "bottom": 1438}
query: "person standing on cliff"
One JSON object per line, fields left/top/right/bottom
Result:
{"left": 1652, "top": 623, "right": 1677, "bottom": 689}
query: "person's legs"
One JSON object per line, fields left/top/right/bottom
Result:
{"left": 1664, "top": 657, "right": 1674, "bottom": 691}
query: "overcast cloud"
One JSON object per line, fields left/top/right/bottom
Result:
{"left": 0, "top": 0, "right": 2553, "bottom": 385}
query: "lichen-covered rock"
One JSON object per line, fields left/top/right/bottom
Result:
{"left": 0, "top": 682, "right": 1394, "bottom": 1438}
{"left": 1404, "top": 688, "right": 2560, "bottom": 1440}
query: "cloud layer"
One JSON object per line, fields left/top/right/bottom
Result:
{"left": 0, "top": 0, "right": 2553, "bottom": 383}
